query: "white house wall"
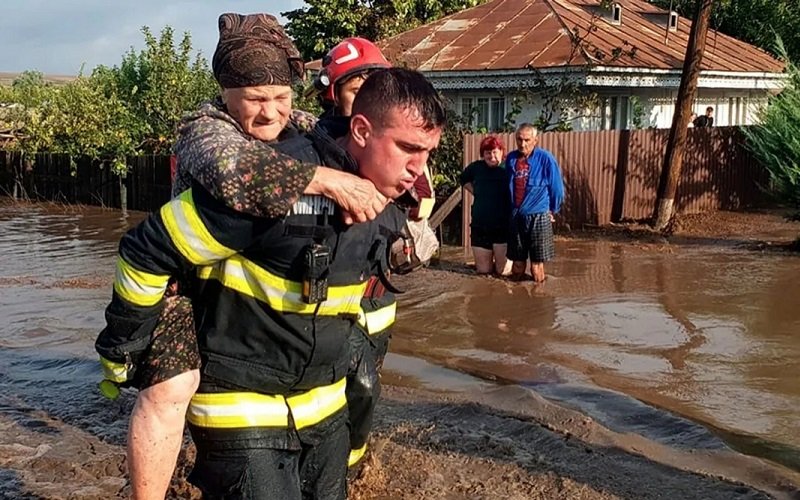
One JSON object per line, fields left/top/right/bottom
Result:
{"left": 632, "top": 89, "right": 769, "bottom": 128}
{"left": 441, "top": 87, "right": 772, "bottom": 132}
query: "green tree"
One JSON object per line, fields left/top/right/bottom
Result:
{"left": 1, "top": 26, "right": 218, "bottom": 173}
{"left": 283, "top": 0, "right": 486, "bottom": 60}
{"left": 0, "top": 72, "right": 57, "bottom": 155}
{"left": 743, "top": 40, "right": 800, "bottom": 212}
{"left": 44, "top": 76, "right": 138, "bottom": 172}
{"left": 427, "top": 110, "right": 474, "bottom": 197}
{"left": 92, "top": 26, "right": 218, "bottom": 155}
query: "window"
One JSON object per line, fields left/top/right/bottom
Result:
{"left": 598, "top": 96, "right": 630, "bottom": 130}
{"left": 475, "top": 98, "right": 490, "bottom": 129}
{"left": 490, "top": 97, "right": 505, "bottom": 130}
{"left": 461, "top": 97, "right": 473, "bottom": 121}
{"left": 669, "top": 11, "right": 678, "bottom": 31}
{"left": 611, "top": 3, "right": 622, "bottom": 25}
{"left": 459, "top": 96, "right": 506, "bottom": 131}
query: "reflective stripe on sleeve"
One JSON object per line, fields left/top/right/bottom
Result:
{"left": 197, "top": 255, "right": 366, "bottom": 316}
{"left": 161, "top": 189, "right": 236, "bottom": 265}
{"left": 100, "top": 356, "right": 129, "bottom": 383}
{"left": 187, "top": 378, "right": 347, "bottom": 430}
{"left": 416, "top": 197, "right": 436, "bottom": 220}
{"left": 357, "top": 302, "right": 397, "bottom": 336}
{"left": 348, "top": 444, "right": 368, "bottom": 467}
{"left": 113, "top": 257, "right": 169, "bottom": 307}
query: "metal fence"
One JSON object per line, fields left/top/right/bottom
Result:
{"left": 462, "top": 126, "right": 770, "bottom": 244}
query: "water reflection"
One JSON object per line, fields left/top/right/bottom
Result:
{"left": 394, "top": 239, "right": 800, "bottom": 465}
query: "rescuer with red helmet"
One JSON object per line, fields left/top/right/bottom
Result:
{"left": 314, "top": 37, "right": 391, "bottom": 116}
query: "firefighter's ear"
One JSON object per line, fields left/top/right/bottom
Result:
{"left": 349, "top": 113, "right": 372, "bottom": 148}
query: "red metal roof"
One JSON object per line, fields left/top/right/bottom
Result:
{"left": 377, "top": 0, "right": 783, "bottom": 73}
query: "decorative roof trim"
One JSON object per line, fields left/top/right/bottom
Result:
{"left": 422, "top": 66, "right": 786, "bottom": 91}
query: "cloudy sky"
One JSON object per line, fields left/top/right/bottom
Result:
{"left": 1, "top": 0, "right": 305, "bottom": 75}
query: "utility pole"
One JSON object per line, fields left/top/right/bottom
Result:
{"left": 652, "top": 0, "right": 715, "bottom": 230}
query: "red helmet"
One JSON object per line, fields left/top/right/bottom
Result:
{"left": 315, "top": 37, "right": 391, "bottom": 102}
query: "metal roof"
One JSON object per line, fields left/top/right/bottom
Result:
{"left": 376, "top": 0, "right": 784, "bottom": 74}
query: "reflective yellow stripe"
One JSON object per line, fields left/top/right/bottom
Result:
{"left": 187, "top": 378, "right": 347, "bottom": 430}
{"left": 100, "top": 356, "right": 128, "bottom": 383}
{"left": 348, "top": 444, "right": 367, "bottom": 467}
{"left": 286, "top": 378, "right": 347, "bottom": 429}
{"left": 416, "top": 197, "right": 436, "bottom": 220}
{"left": 161, "top": 189, "right": 236, "bottom": 265}
{"left": 113, "top": 257, "right": 169, "bottom": 306}
{"left": 188, "top": 392, "right": 289, "bottom": 428}
{"left": 197, "top": 255, "right": 366, "bottom": 315}
{"left": 357, "top": 302, "right": 397, "bottom": 335}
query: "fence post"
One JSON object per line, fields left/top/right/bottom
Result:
{"left": 119, "top": 170, "right": 127, "bottom": 214}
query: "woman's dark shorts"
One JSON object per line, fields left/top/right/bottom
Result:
{"left": 506, "top": 212, "right": 555, "bottom": 263}
{"left": 470, "top": 223, "right": 509, "bottom": 250}
{"left": 134, "top": 294, "right": 201, "bottom": 390}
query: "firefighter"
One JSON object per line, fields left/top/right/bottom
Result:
{"left": 313, "top": 37, "right": 437, "bottom": 469}
{"left": 96, "top": 37, "right": 446, "bottom": 499}
{"left": 105, "top": 16, "right": 395, "bottom": 500}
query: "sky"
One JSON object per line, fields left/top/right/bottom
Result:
{"left": 1, "top": 0, "right": 305, "bottom": 75}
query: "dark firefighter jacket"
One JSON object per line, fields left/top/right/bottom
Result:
{"left": 96, "top": 120, "right": 406, "bottom": 439}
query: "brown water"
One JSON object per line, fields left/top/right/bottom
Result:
{"left": 1, "top": 201, "right": 799, "bottom": 474}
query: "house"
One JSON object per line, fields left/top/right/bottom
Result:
{"left": 376, "top": 0, "right": 785, "bottom": 131}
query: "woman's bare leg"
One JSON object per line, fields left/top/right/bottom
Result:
{"left": 127, "top": 369, "right": 199, "bottom": 500}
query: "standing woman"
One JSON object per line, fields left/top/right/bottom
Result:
{"left": 460, "top": 136, "right": 512, "bottom": 275}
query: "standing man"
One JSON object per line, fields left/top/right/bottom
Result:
{"left": 505, "top": 123, "right": 564, "bottom": 283}
{"left": 312, "top": 36, "right": 437, "bottom": 469}
{"left": 692, "top": 106, "right": 714, "bottom": 127}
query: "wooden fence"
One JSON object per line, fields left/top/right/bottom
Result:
{"left": 462, "top": 126, "right": 770, "bottom": 245}
{"left": 0, "top": 151, "right": 172, "bottom": 212}
{"left": 0, "top": 126, "right": 771, "bottom": 246}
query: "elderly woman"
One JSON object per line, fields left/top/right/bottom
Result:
{"left": 460, "top": 135, "right": 512, "bottom": 275}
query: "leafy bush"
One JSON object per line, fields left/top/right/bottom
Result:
{"left": 428, "top": 110, "right": 475, "bottom": 198}
{"left": 743, "top": 39, "right": 800, "bottom": 210}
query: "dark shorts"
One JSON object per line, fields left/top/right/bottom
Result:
{"left": 470, "top": 223, "right": 509, "bottom": 250}
{"left": 134, "top": 294, "right": 201, "bottom": 390}
{"left": 507, "top": 212, "right": 555, "bottom": 263}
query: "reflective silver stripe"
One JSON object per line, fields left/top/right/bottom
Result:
{"left": 289, "top": 195, "right": 335, "bottom": 216}
{"left": 357, "top": 302, "right": 397, "bottom": 335}
{"left": 187, "top": 379, "right": 347, "bottom": 429}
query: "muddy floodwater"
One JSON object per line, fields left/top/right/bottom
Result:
{"left": 1, "top": 201, "right": 799, "bottom": 497}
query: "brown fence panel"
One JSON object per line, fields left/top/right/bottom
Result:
{"left": 462, "top": 126, "right": 770, "bottom": 246}
{"left": 0, "top": 152, "right": 172, "bottom": 211}
{"left": 539, "top": 129, "right": 620, "bottom": 227}
{"left": 623, "top": 128, "right": 668, "bottom": 220}
{"left": 127, "top": 155, "right": 172, "bottom": 212}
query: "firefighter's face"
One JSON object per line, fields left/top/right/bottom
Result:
{"left": 335, "top": 73, "right": 369, "bottom": 117}
{"left": 349, "top": 105, "right": 442, "bottom": 199}
{"left": 223, "top": 85, "right": 292, "bottom": 142}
